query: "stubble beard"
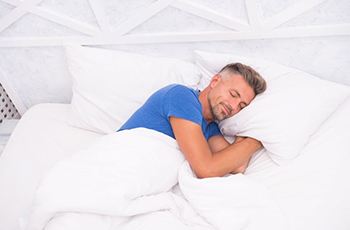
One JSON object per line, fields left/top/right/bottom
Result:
{"left": 209, "top": 98, "right": 226, "bottom": 122}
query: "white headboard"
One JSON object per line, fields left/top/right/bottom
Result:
{"left": 0, "top": 0, "right": 349, "bottom": 114}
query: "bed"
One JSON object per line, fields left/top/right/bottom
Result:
{"left": 0, "top": 46, "right": 350, "bottom": 230}
{"left": 0, "top": 103, "right": 101, "bottom": 230}
{"left": 1, "top": 96, "right": 350, "bottom": 230}
{"left": 1, "top": 1, "right": 350, "bottom": 230}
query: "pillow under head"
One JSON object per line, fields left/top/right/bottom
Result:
{"left": 195, "top": 50, "right": 350, "bottom": 164}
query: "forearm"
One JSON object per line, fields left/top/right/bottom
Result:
{"left": 169, "top": 117, "right": 262, "bottom": 178}
{"left": 205, "top": 138, "right": 262, "bottom": 177}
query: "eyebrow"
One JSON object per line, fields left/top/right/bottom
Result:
{"left": 231, "top": 89, "right": 248, "bottom": 106}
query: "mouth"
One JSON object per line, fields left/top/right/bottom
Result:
{"left": 221, "top": 103, "right": 231, "bottom": 117}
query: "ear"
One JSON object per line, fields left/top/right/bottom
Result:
{"left": 209, "top": 74, "right": 221, "bottom": 88}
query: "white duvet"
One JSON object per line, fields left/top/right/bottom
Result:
{"left": 25, "top": 128, "right": 286, "bottom": 230}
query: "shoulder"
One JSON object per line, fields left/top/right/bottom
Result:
{"left": 163, "top": 84, "right": 202, "bottom": 123}
{"left": 164, "top": 84, "right": 198, "bottom": 99}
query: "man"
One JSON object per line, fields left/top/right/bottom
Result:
{"left": 119, "top": 63, "right": 266, "bottom": 178}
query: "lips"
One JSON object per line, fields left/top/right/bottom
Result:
{"left": 221, "top": 104, "right": 230, "bottom": 116}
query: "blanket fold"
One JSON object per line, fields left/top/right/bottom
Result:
{"left": 26, "top": 128, "right": 186, "bottom": 230}
{"left": 26, "top": 128, "right": 286, "bottom": 230}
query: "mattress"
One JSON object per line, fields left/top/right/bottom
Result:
{"left": 0, "top": 103, "right": 101, "bottom": 230}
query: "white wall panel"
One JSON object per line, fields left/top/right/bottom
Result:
{"left": 0, "top": 13, "right": 86, "bottom": 36}
{"left": 129, "top": 6, "right": 232, "bottom": 34}
{"left": 39, "top": 0, "right": 98, "bottom": 27}
{"left": 0, "top": 0, "right": 349, "bottom": 114}
{"left": 0, "top": 1, "right": 13, "bottom": 16}
{"left": 0, "top": 47, "right": 72, "bottom": 111}
{"left": 189, "top": 0, "right": 247, "bottom": 21}
{"left": 284, "top": 0, "right": 350, "bottom": 26}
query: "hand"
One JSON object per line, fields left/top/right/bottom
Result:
{"left": 233, "top": 136, "right": 246, "bottom": 144}
{"left": 231, "top": 136, "right": 257, "bottom": 174}
{"left": 235, "top": 136, "right": 263, "bottom": 149}
{"left": 234, "top": 160, "right": 249, "bottom": 174}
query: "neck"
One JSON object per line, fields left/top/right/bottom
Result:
{"left": 198, "top": 87, "right": 214, "bottom": 123}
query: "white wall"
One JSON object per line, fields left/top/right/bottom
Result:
{"left": 0, "top": 0, "right": 349, "bottom": 114}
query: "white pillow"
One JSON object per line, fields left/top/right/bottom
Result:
{"left": 196, "top": 50, "right": 291, "bottom": 90}
{"left": 66, "top": 46, "right": 201, "bottom": 134}
{"left": 245, "top": 96, "right": 350, "bottom": 230}
{"left": 194, "top": 50, "right": 350, "bottom": 164}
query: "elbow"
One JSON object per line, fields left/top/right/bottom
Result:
{"left": 231, "top": 161, "right": 249, "bottom": 174}
{"left": 195, "top": 171, "right": 217, "bottom": 179}
{"left": 231, "top": 165, "right": 247, "bottom": 174}
{"left": 194, "top": 165, "right": 221, "bottom": 179}
{"left": 194, "top": 162, "right": 248, "bottom": 178}
{"left": 196, "top": 172, "right": 214, "bottom": 179}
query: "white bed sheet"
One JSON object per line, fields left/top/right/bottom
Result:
{"left": 1, "top": 99, "right": 350, "bottom": 230}
{"left": 0, "top": 103, "right": 102, "bottom": 230}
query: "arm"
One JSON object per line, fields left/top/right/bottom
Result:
{"left": 208, "top": 135, "right": 251, "bottom": 173}
{"left": 207, "top": 135, "right": 245, "bottom": 153}
{"left": 170, "top": 117, "right": 262, "bottom": 178}
{"left": 208, "top": 135, "right": 230, "bottom": 152}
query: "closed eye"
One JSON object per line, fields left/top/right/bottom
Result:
{"left": 230, "top": 91, "right": 237, "bottom": 98}
{"left": 230, "top": 89, "right": 248, "bottom": 110}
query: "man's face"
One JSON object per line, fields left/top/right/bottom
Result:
{"left": 208, "top": 72, "right": 255, "bottom": 122}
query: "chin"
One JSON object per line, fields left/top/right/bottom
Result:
{"left": 215, "top": 115, "right": 225, "bottom": 122}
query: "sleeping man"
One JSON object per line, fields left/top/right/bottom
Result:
{"left": 118, "top": 63, "right": 266, "bottom": 178}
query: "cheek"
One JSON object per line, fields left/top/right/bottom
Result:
{"left": 247, "top": 90, "right": 256, "bottom": 102}
{"left": 227, "top": 96, "right": 237, "bottom": 106}
{"left": 209, "top": 91, "right": 220, "bottom": 104}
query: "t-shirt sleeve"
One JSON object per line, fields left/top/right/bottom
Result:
{"left": 206, "top": 122, "right": 222, "bottom": 139}
{"left": 164, "top": 85, "right": 202, "bottom": 126}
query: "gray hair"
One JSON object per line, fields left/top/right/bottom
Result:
{"left": 219, "top": 63, "right": 266, "bottom": 95}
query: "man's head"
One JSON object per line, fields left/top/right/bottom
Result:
{"left": 201, "top": 63, "right": 266, "bottom": 122}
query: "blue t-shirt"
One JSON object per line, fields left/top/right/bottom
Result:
{"left": 118, "top": 84, "right": 221, "bottom": 140}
